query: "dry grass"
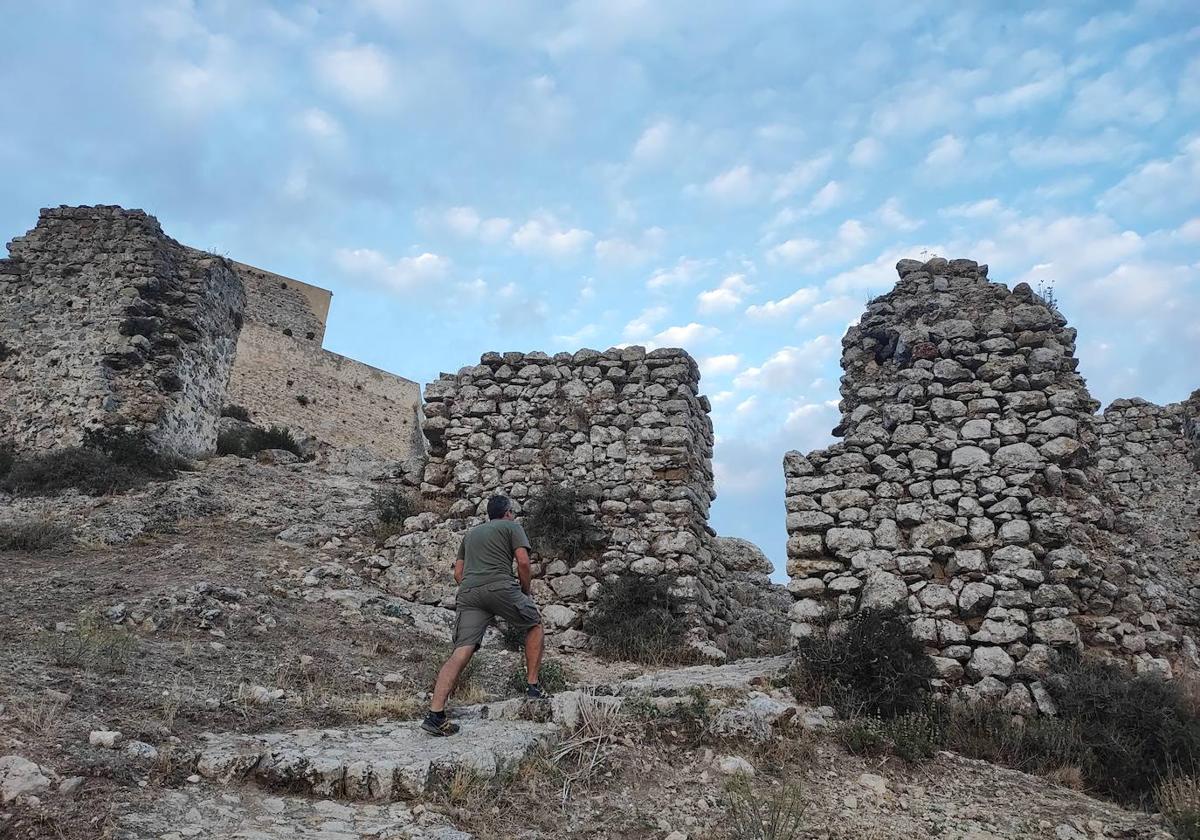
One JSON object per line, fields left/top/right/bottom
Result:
{"left": 1046, "top": 765, "right": 1085, "bottom": 791}
{"left": 724, "top": 776, "right": 806, "bottom": 840}
{"left": 1158, "top": 774, "right": 1200, "bottom": 839}
{"left": 41, "top": 608, "right": 137, "bottom": 673}
{"left": 11, "top": 692, "right": 68, "bottom": 737}
{"left": 0, "top": 518, "right": 72, "bottom": 551}
{"left": 341, "top": 693, "right": 424, "bottom": 722}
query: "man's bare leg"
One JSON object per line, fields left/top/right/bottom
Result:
{"left": 430, "top": 645, "right": 476, "bottom": 713}
{"left": 524, "top": 624, "right": 544, "bottom": 687}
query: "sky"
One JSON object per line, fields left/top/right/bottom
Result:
{"left": 2, "top": 1, "right": 1199, "bottom": 581}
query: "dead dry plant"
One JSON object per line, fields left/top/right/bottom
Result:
{"left": 1157, "top": 774, "right": 1200, "bottom": 839}
{"left": 12, "top": 692, "right": 68, "bottom": 737}
{"left": 547, "top": 693, "right": 626, "bottom": 804}
{"left": 341, "top": 693, "right": 423, "bottom": 722}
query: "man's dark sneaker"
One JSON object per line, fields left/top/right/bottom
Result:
{"left": 421, "top": 713, "right": 460, "bottom": 736}
{"left": 526, "top": 683, "right": 551, "bottom": 701}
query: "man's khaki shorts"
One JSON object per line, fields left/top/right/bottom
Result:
{"left": 453, "top": 580, "right": 541, "bottom": 649}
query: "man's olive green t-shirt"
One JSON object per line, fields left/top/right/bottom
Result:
{"left": 457, "top": 519, "right": 532, "bottom": 590}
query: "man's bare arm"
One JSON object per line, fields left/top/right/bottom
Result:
{"left": 515, "top": 547, "right": 532, "bottom": 595}
{"left": 453, "top": 556, "right": 465, "bottom": 585}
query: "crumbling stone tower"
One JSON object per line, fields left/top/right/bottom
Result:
{"left": 784, "top": 257, "right": 1194, "bottom": 713}
{"left": 0, "top": 206, "right": 245, "bottom": 455}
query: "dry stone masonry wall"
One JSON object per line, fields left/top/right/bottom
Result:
{"left": 784, "top": 257, "right": 1197, "bottom": 712}
{"left": 375, "top": 347, "right": 789, "bottom": 656}
{"left": 0, "top": 206, "right": 244, "bottom": 455}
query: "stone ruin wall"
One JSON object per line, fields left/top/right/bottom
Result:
{"left": 226, "top": 322, "right": 424, "bottom": 461}
{"left": 0, "top": 206, "right": 244, "bottom": 456}
{"left": 783, "top": 256, "right": 1197, "bottom": 714}
{"left": 222, "top": 253, "right": 424, "bottom": 462}
{"left": 369, "top": 347, "right": 789, "bottom": 656}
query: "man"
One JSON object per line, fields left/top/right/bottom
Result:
{"left": 421, "top": 494, "right": 546, "bottom": 736}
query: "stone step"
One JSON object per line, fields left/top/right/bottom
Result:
{"left": 615, "top": 654, "right": 791, "bottom": 695}
{"left": 114, "top": 786, "right": 472, "bottom": 839}
{"left": 195, "top": 718, "right": 554, "bottom": 802}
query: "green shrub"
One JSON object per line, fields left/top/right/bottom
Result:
{"left": 1046, "top": 658, "right": 1200, "bottom": 804}
{"left": 930, "top": 701, "right": 1087, "bottom": 777}
{"left": 506, "top": 659, "right": 571, "bottom": 695}
{"left": 0, "top": 519, "right": 72, "bottom": 551}
{"left": 586, "top": 575, "right": 689, "bottom": 664}
{"left": 372, "top": 487, "right": 416, "bottom": 525}
{"left": 83, "top": 428, "right": 189, "bottom": 477}
{"left": 217, "top": 424, "right": 302, "bottom": 458}
{"left": 884, "top": 710, "right": 940, "bottom": 763}
{"left": 790, "top": 608, "right": 934, "bottom": 719}
{"left": 4, "top": 448, "right": 138, "bottom": 496}
{"left": 221, "top": 404, "right": 251, "bottom": 422}
{"left": 837, "top": 717, "right": 889, "bottom": 756}
{"left": 2, "top": 429, "right": 186, "bottom": 497}
{"left": 724, "top": 776, "right": 805, "bottom": 840}
{"left": 522, "top": 485, "right": 598, "bottom": 561}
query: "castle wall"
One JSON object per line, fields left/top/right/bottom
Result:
{"left": 230, "top": 260, "right": 330, "bottom": 345}
{"left": 372, "top": 347, "right": 790, "bottom": 656}
{"left": 226, "top": 322, "right": 423, "bottom": 461}
{"left": 0, "top": 206, "right": 244, "bottom": 456}
{"left": 783, "top": 257, "right": 1194, "bottom": 712}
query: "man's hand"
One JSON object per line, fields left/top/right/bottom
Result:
{"left": 453, "top": 556, "right": 464, "bottom": 585}
{"left": 515, "top": 547, "right": 532, "bottom": 595}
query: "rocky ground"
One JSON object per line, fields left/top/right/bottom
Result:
{"left": 0, "top": 456, "right": 1178, "bottom": 839}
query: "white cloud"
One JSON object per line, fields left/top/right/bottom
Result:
{"left": 772, "top": 154, "right": 832, "bottom": 201}
{"left": 733, "top": 337, "right": 837, "bottom": 391}
{"left": 697, "top": 274, "right": 755, "bottom": 313}
{"left": 298, "top": 107, "right": 342, "bottom": 141}
{"left": 797, "top": 295, "right": 864, "bottom": 328}
{"left": 766, "top": 237, "right": 820, "bottom": 265}
{"left": 632, "top": 119, "right": 673, "bottom": 161}
{"left": 622, "top": 304, "right": 669, "bottom": 340}
{"left": 924, "top": 134, "right": 965, "bottom": 168}
{"left": 511, "top": 214, "right": 594, "bottom": 257}
{"left": 314, "top": 42, "right": 394, "bottom": 107}
{"left": 807, "top": 180, "right": 843, "bottom": 215}
{"left": 654, "top": 322, "right": 720, "bottom": 346}
{"left": 702, "top": 164, "right": 760, "bottom": 203}
{"left": 877, "top": 198, "right": 921, "bottom": 231}
{"left": 849, "top": 137, "right": 884, "bottom": 167}
{"left": 1177, "top": 218, "right": 1200, "bottom": 242}
{"left": 745, "top": 286, "right": 820, "bottom": 319}
{"left": 942, "top": 198, "right": 1005, "bottom": 219}
{"left": 1068, "top": 71, "right": 1170, "bottom": 126}
{"left": 734, "top": 395, "right": 759, "bottom": 417}
{"left": 335, "top": 247, "right": 450, "bottom": 293}
{"left": 700, "top": 354, "right": 740, "bottom": 377}
{"left": 1010, "top": 130, "right": 1141, "bottom": 167}
{"left": 435, "top": 206, "right": 514, "bottom": 242}
{"left": 595, "top": 226, "right": 666, "bottom": 265}
{"left": 974, "top": 72, "right": 1066, "bottom": 116}
{"left": 648, "top": 257, "right": 710, "bottom": 290}
{"left": 1100, "top": 136, "right": 1200, "bottom": 217}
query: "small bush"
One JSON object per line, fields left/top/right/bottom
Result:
{"left": 2, "top": 429, "right": 186, "bottom": 497}
{"left": 0, "top": 518, "right": 72, "bottom": 551}
{"left": 790, "top": 608, "right": 935, "bottom": 719}
{"left": 931, "top": 701, "right": 1088, "bottom": 777}
{"left": 1046, "top": 658, "right": 1200, "bottom": 804}
{"left": 217, "top": 424, "right": 302, "bottom": 458}
{"left": 724, "top": 776, "right": 805, "bottom": 840}
{"left": 837, "top": 717, "right": 890, "bottom": 757}
{"left": 83, "top": 428, "right": 188, "bottom": 477}
{"left": 586, "top": 575, "right": 689, "bottom": 664}
{"left": 42, "top": 609, "right": 136, "bottom": 673}
{"left": 884, "top": 710, "right": 940, "bottom": 763}
{"left": 372, "top": 487, "right": 417, "bottom": 525}
{"left": 1158, "top": 775, "right": 1200, "bottom": 839}
{"left": 221, "top": 404, "right": 251, "bottom": 422}
{"left": 507, "top": 659, "right": 571, "bottom": 696}
{"left": 522, "top": 485, "right": 598, "bottom": 561}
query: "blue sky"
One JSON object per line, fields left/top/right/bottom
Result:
{"left": 3, "top": 1, "right": 1199, "bottom": 579}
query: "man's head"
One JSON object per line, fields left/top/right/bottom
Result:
{"left": 486, "top": 494, "right": 513, "bottom": 520}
